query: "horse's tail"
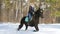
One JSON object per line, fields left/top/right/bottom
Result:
{"left": 20, "top": 16, "right": 26, "bottom": 23}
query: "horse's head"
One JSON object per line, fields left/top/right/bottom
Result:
{"left": 34, "top": 8, "right": 43, "bottom": 18}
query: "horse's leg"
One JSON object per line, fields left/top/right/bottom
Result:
{"left": 34, "top": 24, "right": 39, "bottom": 32}
{"left": 17, "top": 22, "right": 23, "bottom": 31}
{"left": 25, "top": 23, "right": 28, "bottom": 30}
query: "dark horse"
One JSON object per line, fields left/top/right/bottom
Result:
{"left": 17, "top": 8, "right": 43, "bottom": 32}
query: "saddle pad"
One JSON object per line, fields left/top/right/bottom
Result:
{"left": 25, "top": 16, "right": 29, "bottom": 22}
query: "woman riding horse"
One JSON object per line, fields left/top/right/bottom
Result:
{"left": 17, "top": 7, "right": 42, "bottom": 32}
{"left": 27, "top": 5, "right": 34, "bottom": 21}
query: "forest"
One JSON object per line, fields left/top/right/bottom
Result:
{"left": 0, "top": 0, "right": 60, "bottom": 23}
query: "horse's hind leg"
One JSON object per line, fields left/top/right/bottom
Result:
{"left": 25, "top": 23, "right": 28, "bottom": 30}
{"left": 17, "top": 23, "right": 23, "bottom": 31}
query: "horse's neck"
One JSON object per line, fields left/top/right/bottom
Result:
{"left": 33, "top": 8, "right": 40, "bottom": 19}
{"left": 33, "top": 14, "right": 40, "bottom": 19}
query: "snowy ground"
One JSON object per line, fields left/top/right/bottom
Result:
{"left": 0, "top": 23, "right": 60, "bottom": 34}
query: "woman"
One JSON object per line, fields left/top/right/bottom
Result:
{"left": 28, "top": 5, "right": 34, "bottom": 21}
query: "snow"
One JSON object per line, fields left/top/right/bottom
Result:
{"left": 0, "top": 23, "right": 60, "bottom": 34}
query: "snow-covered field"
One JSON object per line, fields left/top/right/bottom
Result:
{"left": 0, "top": 23, "right": 60, "bottom": 34}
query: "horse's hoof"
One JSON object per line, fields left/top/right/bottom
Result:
{"left": 25, "top": 29, "right": 27, "bottom": 31}
{"left": 17, "top": 29, "right": 19, "bottom": 31}
{"left": 33, "top": 30, "right": 39, "bottom": 32}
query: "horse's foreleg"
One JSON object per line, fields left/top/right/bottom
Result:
{"left": 34, "top": 24, "right": 39, "bottom": 32}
